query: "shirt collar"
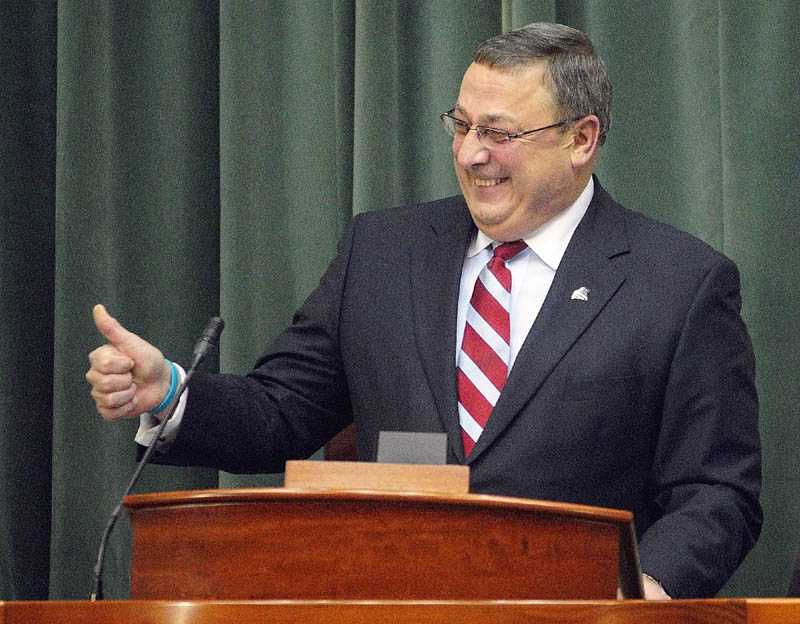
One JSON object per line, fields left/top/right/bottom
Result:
{"left": 467, "top": 177, "right": 594, "bottom": 271}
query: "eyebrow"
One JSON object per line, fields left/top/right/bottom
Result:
{"left": 453, "top": 104, "right": 515, "bottom": 126}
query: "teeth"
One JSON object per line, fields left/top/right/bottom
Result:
{"left": 474, "top": 177, "right": 505, "bottom": 187}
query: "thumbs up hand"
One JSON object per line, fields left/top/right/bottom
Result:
{"left": 86, "top": 304, "right": 172, "bottom": 421}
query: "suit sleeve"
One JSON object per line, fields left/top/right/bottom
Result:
{"left": 155, "top": 220, "right": 359, "bottom": 473}
{"left": 637, "top": 255, "right": 762, "bottom": 598}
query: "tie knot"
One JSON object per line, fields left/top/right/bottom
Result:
{"left": 492, "top": 241, "right": 527, "bottom": 262}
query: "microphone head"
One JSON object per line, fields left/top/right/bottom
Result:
{"left": 201, "top": 316, "right": 225, "bottom": 346}
{"left": 193, "top": 316, "right": 225, "bottom": 363}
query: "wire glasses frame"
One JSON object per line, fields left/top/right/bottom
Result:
{"left": 440, "top": 109, "right": 581, "bottom": 149}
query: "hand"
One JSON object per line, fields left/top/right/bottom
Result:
{"left": 86, "top": 304, "right": 172, "bottom": 421}
{"left": 642, "top": 574, "right": 671, "bottom": 600}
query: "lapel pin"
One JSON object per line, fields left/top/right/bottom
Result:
{"left": 571, "top": 287, "right": 590, "bottom": 301}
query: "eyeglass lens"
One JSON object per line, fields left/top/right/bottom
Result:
{"left": 442, "top": 113, "right": 511, "bottom": 147}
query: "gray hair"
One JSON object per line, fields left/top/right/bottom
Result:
{"left": 474, "top": 23, "right": 612, "bottom": 146}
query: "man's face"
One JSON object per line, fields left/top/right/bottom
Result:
{"left": 452, "top": 62, "right": 580, "bottom": 241}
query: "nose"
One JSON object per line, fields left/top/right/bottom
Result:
{"left": 453, "top": 130, "right": 490, "bottom": 168}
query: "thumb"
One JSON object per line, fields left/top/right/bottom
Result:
{"left": 92, "top": 304, "right": 162, "bottom": 371}
{"left": 91, "top": 305, "right": 168, "bottom": 408}
{"left": 93, "top": 304, "right": 137, "bottom": 349}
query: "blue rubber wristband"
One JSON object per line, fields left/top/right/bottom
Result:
{"left": 152, "top": 360, "right": 178, "bottom": 414}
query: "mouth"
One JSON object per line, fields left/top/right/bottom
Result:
{"left": 474, "top": 176, "right": 508, "bottom": 187}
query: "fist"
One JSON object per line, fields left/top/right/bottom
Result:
{"left": 86, "top": 304, "right": 172, "bottom": 421}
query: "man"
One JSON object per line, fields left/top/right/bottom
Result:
{"left": 87, "top": 23, "right": 761, "bottom": 599}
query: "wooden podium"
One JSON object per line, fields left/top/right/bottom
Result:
{"left": 2, "top": 462, "right": 800, "bottom": 622}
{"left": 123, "top": 460, "right": 643, "bottom": 600}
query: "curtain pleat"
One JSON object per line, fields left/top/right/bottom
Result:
{"left": 51, "top": 1, "right": 222, "bottom": 598}
{"left": 0, "top": 0, "right": 57, "bottom": 601}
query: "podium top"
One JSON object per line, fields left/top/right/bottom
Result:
{"left": 125, "top": 459, "right": 632, "bottom": 526}
{"left": 124, "top": 483, "right": 633, "bottom": 526}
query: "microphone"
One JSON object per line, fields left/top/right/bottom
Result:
{"left": 190, "top": 316, "right": 224, "bottom": 369}
{"left": 89, "top": 316, "right": 225, "bottom": 601}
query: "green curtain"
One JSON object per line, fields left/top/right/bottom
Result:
{"left": 1, "top": 0, "right": 798, "bottom": 600}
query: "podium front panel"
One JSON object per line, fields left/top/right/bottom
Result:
{"left": 126, "top": 489, "right": 629, "bottom": 600}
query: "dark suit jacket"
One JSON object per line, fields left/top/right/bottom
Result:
{"left": 789, "top": 552, "right": 800, "bottom": 597}
{"left": 164, "top": 179, "right": 762, "bottom": 598}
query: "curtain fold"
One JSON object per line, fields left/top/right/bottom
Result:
{"left": 0, "top": 0, "right": 797, "bottom": 600}
{"left": 51, "top": 0, "right": 222, "bottom": 598}
{"left": 0, "top": 0, "right": 57, "bottom": 601}
{"left": 351, "top": 0, "right": 497, "bottom": 215}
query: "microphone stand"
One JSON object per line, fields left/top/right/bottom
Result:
{"left": 89, "top": 317, "right": 223, "bottom": 600}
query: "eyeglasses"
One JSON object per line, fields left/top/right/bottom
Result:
{"left": 440, "top": 109, "right": 580, "bottom": 149}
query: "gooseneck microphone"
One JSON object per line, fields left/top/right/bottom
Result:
{"left": 190, "top": 316, "right": 225, "bottom": 369}
{"left": 90, "top": 316, "right": 224, "bottom": 601}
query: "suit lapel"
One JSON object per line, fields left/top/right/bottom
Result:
{"left": 468, "top": 184, "right": 631, "bottom": 462}
{"left": 410, "top": 197, "right": 475, "bottom": 463}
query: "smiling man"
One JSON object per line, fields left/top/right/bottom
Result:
{"left": 87, "top": 23, "right": 761, "bottom": 599}
{"left": 449, "top": 60, "right": 598, "bottom": 240}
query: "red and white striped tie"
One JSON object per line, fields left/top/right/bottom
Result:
{"left": 458, "top": 241, "right": 527, "bottom": 457}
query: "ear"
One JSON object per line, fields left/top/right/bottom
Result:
{"left": 568, "top": 115, "right": 601, "bottom": 168}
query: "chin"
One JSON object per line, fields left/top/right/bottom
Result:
{"left": 472, "top": 217, "right": 522, "bottom": 242}
{"left": 467, "top": 201, "right": 515, "bottom": 227}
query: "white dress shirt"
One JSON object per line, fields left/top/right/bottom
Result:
{"left": 456, "top": 177, "right": 593, "bottom": 369}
